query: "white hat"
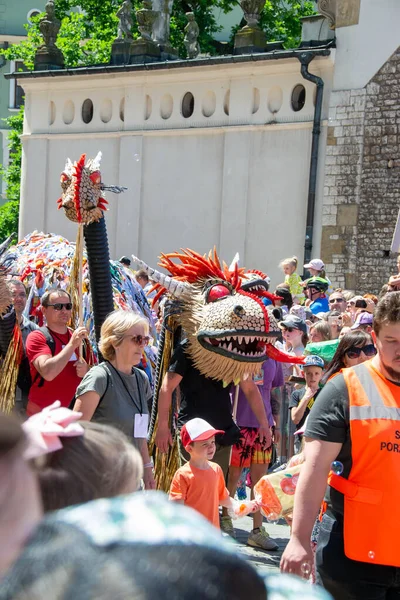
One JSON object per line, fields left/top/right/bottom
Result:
{"left": 181, "top": 418, "right": 224, "bottom": 448}
{"left": 304, "top": 259, "right": 325, "bottom": 271}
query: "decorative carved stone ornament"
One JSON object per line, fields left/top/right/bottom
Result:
{"left": 136, "top": 0, "right": 159, "bottom": 41}
{"left": 152, "top": 0, "right": 174, "bottom": 46}
{"left": 184, "top": 12, "right": 200, "bottom": 59}
{"left": 317, "top": 0, "right": 337, "bottom": 29}
{"left": 116, "top": 0, "right": 134, "bottom": 40}
{"left": 129, "top": 0, "right": 161, "bottom": 63}
{"left": 39, "top": 0, "right": 61, "bottom": 49}
{"left": 34, "top": 0, "right": 64, "bottom": 69}
{"left": 239, "top": 0, "right": 265, "bottom": 30}
{"left": 234, "top": 0, "right": 266, "bottom": 54}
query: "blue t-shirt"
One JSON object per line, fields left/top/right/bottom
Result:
{"left": 310, "top": 296, "right": 329, "bottom": 314}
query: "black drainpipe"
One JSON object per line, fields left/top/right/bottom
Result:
{"left": 298, "top": 51, "right": 324, "bottom": 272}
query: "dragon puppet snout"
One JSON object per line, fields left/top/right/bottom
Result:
{"left": 195, "top": 291, "right": 271, "bottom": 363}
{"left": 198, "top": 333, "right": 268, "bottom": 362}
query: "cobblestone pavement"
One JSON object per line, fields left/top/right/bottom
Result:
{"left": 224, "top": 515, "right": 290, "bottom": 575}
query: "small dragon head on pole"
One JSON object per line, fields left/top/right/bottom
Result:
{"left": 57, "top": 152, "right": 126, "bottom": 224}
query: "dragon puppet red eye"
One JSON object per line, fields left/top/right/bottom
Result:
{"left": 60, "top": 173, "right": 70, "bottom": 183}
{"left": 206, "top": 284, "right": 232, "bottom": 303}
{"left": 90, "top": 171, "right": 101, "bottom": 185}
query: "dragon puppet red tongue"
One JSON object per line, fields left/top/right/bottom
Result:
{"left": 265, "top": 343, "right": 306, "bottom": 365}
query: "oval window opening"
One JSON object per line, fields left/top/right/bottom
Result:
{"left": 49, "top": 100, "right": 56, "bottom": 126}
{"left": 223, "top": 90, "right": 230, "bottom": 116}
{"left": 82, "top": 98, "right": 94, "bottom": 124}
{"left": 252, "top": 87, "right": 260, "bottom": 115}
{"left": 120, "top": 97, "right": 125, "bottom": 122}
{"left": 144, "top": 94, "right": 152, "bottom": 120}
{"left": 291, "top": 84, "right": 306, "bottom": 112}
{"left": 182, "top": 92, "right": 194, "bottom": 118}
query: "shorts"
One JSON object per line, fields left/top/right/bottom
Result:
{"left": 230, "top": 427, "right": 272, "bottom": 468}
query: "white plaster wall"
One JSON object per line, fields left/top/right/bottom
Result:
{"left": 245, "top": 127, "right": 313, "bottom": 282}
{"left": 334, "top": 0, "right": 400, "bottom": 90}
{"left": 18, "top": 55, "right": 333, "bottom": 288}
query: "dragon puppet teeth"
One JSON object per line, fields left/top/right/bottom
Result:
{"left": 199, "top": 334, "right": 267, "bottom": 359}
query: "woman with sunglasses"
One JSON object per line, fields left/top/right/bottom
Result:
{"left": 323, "top": 329, "right": 376, "bottom": 382}
{"left": 74, "top": 310, "right": 156, "bottom": 489}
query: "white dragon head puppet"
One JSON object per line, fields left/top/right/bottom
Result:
{"left": 133, "top": 249, "right": 304, "bottom": 385}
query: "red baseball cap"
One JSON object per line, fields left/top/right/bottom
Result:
{"left": 180, "top": 418, "right": 224, "bottom": 449}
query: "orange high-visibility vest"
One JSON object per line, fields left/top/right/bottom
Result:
{"left": 328, "top": 360, "right": 400, "bottom": 567}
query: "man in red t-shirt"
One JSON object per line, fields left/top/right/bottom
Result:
{"left": 25, "top": 289, "right": 89, "bottom": 415}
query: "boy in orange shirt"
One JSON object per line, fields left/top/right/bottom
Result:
{"left": 169, "top": 418, "right": 256, "bottom": 529}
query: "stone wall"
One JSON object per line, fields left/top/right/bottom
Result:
{"left": 357, "top": 50, "right": 400, "bottom": 293}
{"left": 321, "top": 88, "right": 366, "bottom": 291}
{"left": 321, "top": 46, "right": 400, "bottom": 294}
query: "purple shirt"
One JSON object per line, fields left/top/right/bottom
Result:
{"left": 234, "top": 360, "right": 284, "bottom": 428}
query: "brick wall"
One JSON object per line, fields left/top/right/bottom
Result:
{"left": 321, "top": 47, "right": 400, "bottom": 295}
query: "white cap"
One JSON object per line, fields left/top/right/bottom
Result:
{"left": 304, "top": 259, "right": 325, "bottom": 271}
{"left": 180, "top": 418, "right": 224, "bottom": 448}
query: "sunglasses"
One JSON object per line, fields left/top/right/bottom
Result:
{"left": 346, "top": 344, "right": 376, "bottom": 359}
{"left": 125, "top": 335, "right": 150, "bottom": 346}
{"left": 47, "top": 302, "right": 73, "bottom": 311}
{"left": 283, "top": 327, "right": 298, "bottom": 333}
{"left": 329, "top": 298, "right": 344, "bottom": 303}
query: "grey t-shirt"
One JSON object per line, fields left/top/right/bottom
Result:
{"left": 76, "top": 363, "right": 152, "bottom": 449}
{"left": 304, "top": 374, "right": 351, "bottom": 516}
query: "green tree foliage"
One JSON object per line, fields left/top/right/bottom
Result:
{"left": 0, "top": 108, "right": 24, "bottom": 241}
{"left": 0, "top": 1, "right": 316, "bottom": 68}
{"left": 260, "top": 0, "right": 316, "bottom": 48}
{"left": 0, "top": 0, "right": 316, "bottom": 241}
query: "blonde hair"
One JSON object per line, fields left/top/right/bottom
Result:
{"left": 342, "top": 290, "right": 355, "bottom": 301}
{"left": 99, "top": 310, "right": 149, "bottom": 361}
{"left": 34, "top": 421, "right": 143, "bottom": 512}
{"left": 279, "top": 256, "right": 298, "bottom": 270}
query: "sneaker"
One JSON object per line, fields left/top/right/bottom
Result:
{"left": 220, "top": 516, "right": 236, "bottom": 538}
{"left": 247, "top": 526, "right": 279, "bottom": 551}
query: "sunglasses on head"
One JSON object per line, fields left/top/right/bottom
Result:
{"left": 47, "top": 302, "right": 73, "bottom": 311}
{"left": 345, "top": 344, "right": 376, "bottom": 359}
{"left": 125, "top": 334, "right": 150, "bottom": 346}
{"left": 329, "top": 298, "right": 344, "bottom": 303}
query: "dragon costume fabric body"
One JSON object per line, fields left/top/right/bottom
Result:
{"left": 133, "top": 250, "right": 304, "bottom": 491}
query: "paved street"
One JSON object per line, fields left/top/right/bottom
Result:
{"left": 224, "top": 516, "right": 290, "bottom": 575}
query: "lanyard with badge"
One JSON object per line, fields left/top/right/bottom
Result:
{"left": 108, "top": 363, "right": 149, "bottom": 438}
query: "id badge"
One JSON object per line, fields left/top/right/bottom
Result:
{"left": 134, "top": 413, "right": 149, "bottom": 438}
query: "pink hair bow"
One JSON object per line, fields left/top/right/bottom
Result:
{"left": 22, "top": 401, "right": 84, "bottom": 460}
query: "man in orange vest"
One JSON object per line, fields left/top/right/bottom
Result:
{"left": 281, "top": 291, "right": 400, "bottom": 599}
